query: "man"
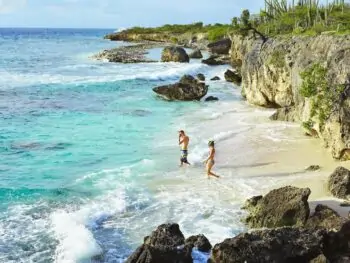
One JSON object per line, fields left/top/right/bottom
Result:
{"left": 178, "top": 130, "right": 190, "bottom": 166}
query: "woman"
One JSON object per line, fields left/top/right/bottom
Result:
{"left": 204, "top": 140, "right": 220, "bottom": 178}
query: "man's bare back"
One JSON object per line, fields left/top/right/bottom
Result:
{"left": 178, "top": 130, "right": 190, "bottom": 166}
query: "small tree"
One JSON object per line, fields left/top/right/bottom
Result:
{"left": 241, "top": 9, "right": 251, "bottom": 28}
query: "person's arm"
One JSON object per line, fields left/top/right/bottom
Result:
{"left": 179, "top": 139, "right": 184, "bottom": 145}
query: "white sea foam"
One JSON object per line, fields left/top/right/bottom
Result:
{"left": 51, "top": 190, "right": 126, "bottom": 263}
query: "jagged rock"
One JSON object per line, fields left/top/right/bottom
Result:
{"left": 205, "top": 96, "right": 219, "bottom": 102}
{"left": 185, "top": 234, "right": 212, "bottom": 252}
{"left": 269, "top": 107, "right": 299, "bottom": 121}
{"left": 328, "top": 167, "right": 350, "bottom": 199}
{"left": 202, "top": 55, "right": 230, "bottom": 65}
{"left": 207, "top": 39, "right": 232, "bottom": 55}
{"left": 189, "top": 49, "right": 203, "bottom": 59}
{"left": 211, "top": 76, "right": 220, "bottom": 81}
{"left": 309, "top": 254, "right": 328, "bottom": 263}
{"left": 243, "top": 186, "right": 311, "bottom": 228}
{"left": 224, "top": 69, "right": 242, "bottom": 85}
{"left": 153, "top": 75, "right": 208, "bottom": 101}
{"left": 210, "top": 227, "right": 325, "bottom": 263}
{"left": 161, "top": 47, "right": 189, "bottom": 63}
{"left": 306, "top": 165, "right": 321, "bottom": 171}
{"left": 196, "top": 73, "right": 205, "bottom": 81}
{"left": 305, "top": 204, "right": 346, "bottom": 231}
{"left": 125, "top": 223, "right": 193, "bottom": 263}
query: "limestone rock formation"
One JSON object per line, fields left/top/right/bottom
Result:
{"left": 189, "top": 49, "right": 203, "bottom": 59}
{"left": 185, "top": 234, "right": 212, "bottom": 252}
{"left": 125, "top": 223, "right": 192, "bottom": 263}
{"left": 202, "top": 55, "right": 230, "bottom": 65}
{"left": 208, "top": 39, "right": 232, "bottom": 55}
{"left": 196, "top": 73, "right": 205, "bottom": 81}
{"left": 210, "top": 227, "right": 325, "bottom": 263}
{"left": 243, "top": 186, "right": 311, "bottom": 228}
{"left": 153, "top": 75, "right": 208, "bottom": 101}
{"left": 161, "top": 47, "right": 189, "bottom": 63}
{"left": 224, "top": 69, "right": 242, "bottom": 86}
{"left": 328, "top": 167, "right": 350, "bottom": 199}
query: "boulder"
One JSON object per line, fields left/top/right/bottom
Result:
{"left": 210, "top": 227, "right": 326, "bottom": 263}
{"left": 202, "top": 55, "right": 230, "bottom": 66}
{"left": 243, "top": 186, "right": 311, "bottom": 228}
{"left": 185, "top": 234, "right": 212, "bottom": 252}
{"left": 210, "top": 76, "right": 220, "bottom": 81}
{"left": 207, "top": 39, "right": 232, "bottom": 55}
{"left": 125, "top": 223, "right": 193, "bottom": 263}
{"left": 161, "top": 47, "right": 189, "bottom": 63}
{"left": 153, "top": 75, "right": 208, "bottom": 101}
{"left": 224, "top": 69, "right": 242, "bottom": 86}
{"left": 196, "top": 73, "right": 205, "bottom": 81}
{"left": 205, "top": 96, "right": 219, "bottom": 102}
{"left": 328, "top": 167, "right": 350, "bottom": 199}
{"left": 306, "top": 165, "right": 321, "bottom": 172}
{"left": 305, "top": 204, "right": 347, "bottom": 231}
{"left": 189, "top": 49, "right": 203, "bottom": 59}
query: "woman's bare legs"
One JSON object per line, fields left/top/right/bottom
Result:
{"left": 206, "top": 161, "right": 220, "bottom": 178}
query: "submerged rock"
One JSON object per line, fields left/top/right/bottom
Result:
{"left": 207, "top": 39, "right": 232, "bottom": 55}
{"left": 153, "top": 75, "right": 208, "bottom": 101}
{"left": 196, "top": 73, "right": 205, "bottom": 81}
{"left": 210, "top": 227, "right": 325, "bottom": 263}
{"left": 328, "top": 167, "right": 350, "bottom": 199}
{"left": 189, "top": 49, "right": 203, "bottom": 59}
{"left": 202, "top": 55, "right": 230, "bottom": 66}
{"left": 210, "top": 76, "right": 220, "bottom": 81}
{"left": 125, "top": 223, "right": 192, "bottom": 263}
{"left": 243, "top": 186, "right": 311, "bottom": 228}
{"left": 161, "top": 47, "right": 189, "bottom": 63}
{"left": 306, "top": 165, "right": 321, "bottom": 171}
{"left": 224, "top": 69, "right": 242, "bottom": 86}
{"left": 205, "top": 96, "right": 219, "bottom": 102}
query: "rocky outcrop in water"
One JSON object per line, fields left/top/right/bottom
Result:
{"left": 328, "top": 166, "right": 350, "bottom": 199}
{"left": 202, "top": 55, "right": 230, "bottom": 65}
{"left": 205, "top": 96, "right": 219, "bottom": 102}
{"left": 153, "top": 75, "right": 208, "bottom": 101}
{"left": 231, "top": 33, "right": 350, "bottom": 159}
{"left": 196, "top": 73, "right": 205, "bottom": 81}
{"left": 189, "top": 49, "right": 203, "bottom": 59}
{"left": 210, "top": 76, "right": 220, "bottom": 81}
{"left": 208, "top": 39, "right": 232, "bottom": 55}
{"left": 224, "top": 69, "right": 242, "bottom": 86}
{"left": 161, "top": 47, "right": 189, "bottom": 63}
{"left": 125, "top": 223, "right": 193, "bottom": 263}
{"left": 243, "top": 186, "right": 311, "bottom": 228}
{"left": 92, "top": 44, "right": 158, "bottom": 63}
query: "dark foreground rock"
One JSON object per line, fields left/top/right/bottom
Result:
{"left": 126, "top": 223, "right": 192, "bottom": 263}
{"left": 205, "top": 96, "right": 219, "bottom": 102}
{"left": 305, "top": 204, "right": 347, "bottom": 231}
{"left": 207, "top": 39, "right": 232, "bottom": 55}
{"left": 202, "top": 55, "right": 230, "bottom": 65}
{"left": 224, "top": 69, "right": 242, "bottom": 86}
{"left": 161, "top": 47, "right": 189, "bottom": 63}
{"left": 243, "top": 186, "right": 311, "bottom": 228}
{"left": 153, "top": 75, "right": 208, "bottom": 101}
{"left": 189, "top": 49, "right": 203, "bottom": 59}
{"left": 196, "top": 73, "right": 205, "bottom": 81}
{"left": 210, "top": 227, "right": 325, "bottom": 263}
{"left": 210, "top": 76, "right": 220, "bottom": 81}
{"left": 328, "top": 167, "right": 350, "bottom": 199}
{"left": 185, "top": 234, "right": 212, "bottom": 252}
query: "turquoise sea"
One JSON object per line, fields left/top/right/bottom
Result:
{"left": 0, "top": 28, "right": 312, "bottom": 263}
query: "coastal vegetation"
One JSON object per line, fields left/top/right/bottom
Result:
{"left": 111, "top": 0, "right": 350, "bottom": 43}
{"left": 300, "top": 63, "right": 345, "bottom": 127}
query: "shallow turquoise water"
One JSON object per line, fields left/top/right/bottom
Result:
{"left": 1, "top": 28, "right": 243, "bottom": 262}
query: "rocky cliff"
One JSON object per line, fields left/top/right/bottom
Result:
{"left": 230, "top": 33, "right": 350, "bottom": 160}
{"left": 105, "top": 31, "right": 209, "bottom": 49}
